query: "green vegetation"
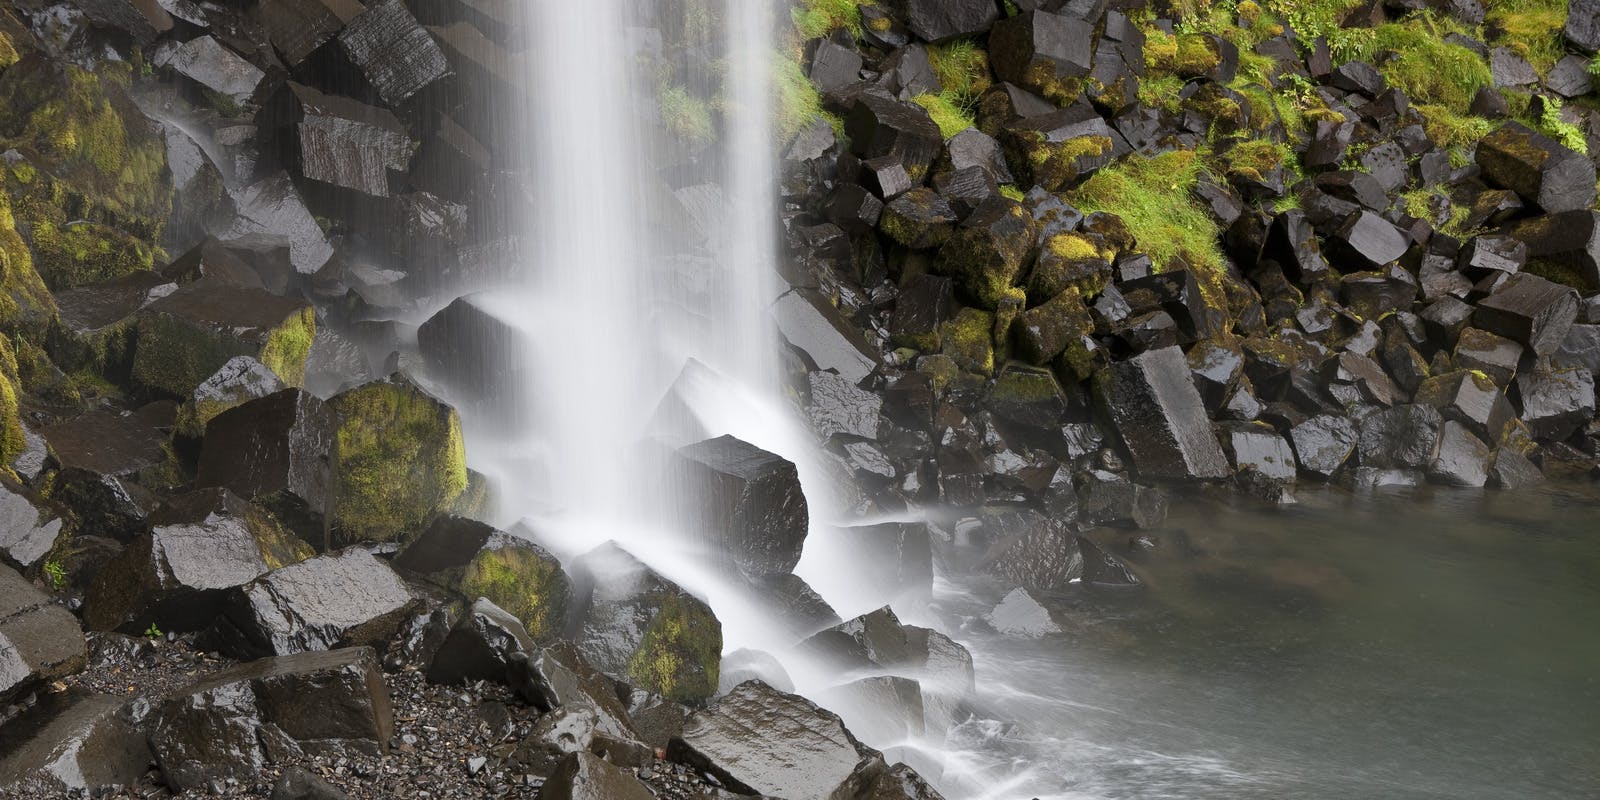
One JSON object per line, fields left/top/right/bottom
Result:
{"left": 913, "top": 92, "right": 973, "bottom": 138}
{"left": 999, "top": 184, "right": 1026, "bottom": 202}
{"left": 329, "top": 379, "right": 469, "bottom": 546}
{"left": 144, "top": 623, "right": 162, "bottom": 639}
{"left": 773, "top": 53, "right": 844, "bottom": 145}
{"left": 1067, "top": 150, "right": 1223, "bottom": 278}
{"left": 927, "top": 40, "right": 992, "bottom": 98}
{"left": 659, "top": 84, "right": 715, "bottom": 145}
{"left": 792, "top": 0, "right": 867, "bottom": 40}
{"left": 1487, "top": 0, "right": 1569, "bottom": 74}
{"left": 259, "top": 307, "right": 316, "bottom": 388}
{"left": 43, "top": 558, "right": 66, "bottom": 591}
{"left": 461, "top": 546, "right": 571, "bottom": 641}
{"left": 1537, "top": 96, "right": 1588, "bottom": 154}
{"left": 626, "top": 592, "right": 722, "bottom": 704}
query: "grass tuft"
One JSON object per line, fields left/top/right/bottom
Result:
{"left": 773, "top": 53, "right": 844, "bottom": 145}
{"left": 792, "top": 0, "right": 867, "bottom": 40}
{"left": 1067, "top": 150, "right": 1224, "bottom": 278}
{"left": 913, "top": 92, "right": 974, "bottom": 138}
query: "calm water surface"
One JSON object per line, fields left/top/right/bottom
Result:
{"left": 938, "top": 483, "right": 1600, "bottom": 800}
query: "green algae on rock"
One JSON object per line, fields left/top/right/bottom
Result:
{"left": 131, "top": 284, "right": 315, "bottom": 400}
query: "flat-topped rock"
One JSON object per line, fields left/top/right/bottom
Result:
{"left": 0, "top": 564, "right": 86, "bottom": 705}
{"left": 201, "top": 548, "right": 413, "bottom": 659}
{"left": 0, "top": 690, "right": 150, "bottom": 796}
{"left": 673, "top": 435, "right": 808, "bottom": 579}
{"left": 1093, "top": 346, "right": 1230, "bottom": 481}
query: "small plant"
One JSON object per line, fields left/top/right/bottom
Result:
{"left": 1538, "top": 96, "right": 1589, "bottom": 155}
{"left": 42, "top": 559, "right": 66, "bottom": 591}
{"left": 144, "top": 623, "right": 163, "bottom": 640}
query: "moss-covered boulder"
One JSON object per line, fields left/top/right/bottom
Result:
{"left": 173, "top": 356, "right": 286, "bottom": 440}
{"left": 393, "top": 516, "right": 572, "bottom": 641}
{"left": 0, "top": 191, "right": 57, "bottom": 334}
{"left": 880, "top": 188, "right": 959, "bottom": 249}
{"left": 1012, "top": 286, "right": 1092, "bottom": 365}
{"left": 131, "top": 282, "right": 315, "bottom": 400}
{"left": 327, "top": 375, "right": 468, "bottom": 547}
{"left": 934, "top": 196, "right": 1038, "bottom": 309}
{"left": 1028, "top": 231, "right": 1113, "bottom": 299}
{"left": 570, "top": 543, "right": 721, "bottom": 705}
{"left": 0, "top": 333, "right": 25, "bottom": 465}
{"left": 1000, "top": 112, "right": 1114, "bottom": 192}
{"left": 939, "top": 306, "right": 996, "bottom": 375}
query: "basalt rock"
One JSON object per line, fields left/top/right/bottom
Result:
{"left": 1076, "top": 535, "right": 1141, "bottom": 586}
{"left": 1505, "top": 211, "right": 1600, "bottom": 291}
{"left": 1000, "top": 108, "right": 1115, "bottom": 191}
{"left": 540, "top": 752, "right": 655, "bottom": 800}
{"left": 846, "top": 93, "right": 944, "bottom": 183}
{"left": 177, "top": 356, "right": 287, "bottom": 439}
{"left": 337, "top": 0, "right": 451, "bottom": 105}
{"left": 196, "top": 389, "right": 335, "bottom": 545}
{"left": 673, "top": 435, "right": 808, "bottom": 579}
{"left": 1569, "top": 0, "right": 1600, "bottom": 52}
{"left": 392, "top": 516, "right": 570, "bottom": 641}
{"left": 221, "top": 173, "right": 335, "bottom": 275}
{"left": 200, "top": 548, "right": 414, "bottom": 659}
{"left": 988, "top": 363, "right": 1073, "bottom": 430}
{"left": 425, "top": 597, "right": 533, "bottom": 685}
{"left": 890, "top": 275, "right": 955, "bottom": 351}
{"left": 808, "top": 371, "right": 884, "bottom": 441}
{"left": 130, "top": 281, "right": 315, "bottom": 399}
{"left": 1093, "top": 346, "right": 1230, "bottom": 481}
{"left": 1473, "top": 273, "right": 1580, "bottom": 357}
{"left": 0, "top": 564, "right": 86, "bottom": 706}
{"left": 0, "top": 690, "right": 150, "bottom": 796}
{"left": 1415, "top": 370, "right": 1517, "bottom": 444}
{"left": 1225, "top": 423, "right": 1298, "bottom": 482}
{"left": 840, "top": 522, "right": 934, "bottom": 602}
{"left": 1516, "top": 363, "right": 1596, "bottom": 441}
{"left": 1476, "top": 121, "right": 1597, "bottom": 214}
{"left": 986, "top": 587, "right": 1061, "bottom": 637}
{"left": 1289, "top": 414, "right": 1358, "bottom": 478}
{"left": 510, "top": 641, "right": 638, "bottom": 741}
{"left": 880, "top": 188, "right": 961, "bottom": 249}
{"left": 1428, "top": 421, "right": 1491, "bottom": 487}
{"left": 820, "top": 676, "right": 925, "bottom": 746}
{"left": 1326, "top": 211, "right": 1409, "bottom": 270}
{"left": 150, "top": 647, "right": 391, "bottom": 792}
{"left": 83, "top": 488, "right": 314, "bottom": 635}
{"left": 1013, "top": 287, "right": 1093, "bottom": 364}
{"left": 260, "top": 83, "right": 414, "bottom": 198}
{"left": 889, "top": 0, "right": 1000, "bottom": 43}
{"left": 810, "top": 40, "right": 863, "bottom": 93}
{"left": 568, "top": 543, "right": 722, "bottom": 704}
{"left": 260, "top": 0, "right": 365, "bottom": 66}
{"left": 160, "top": 35, "right": 265, "bottom": 105}
{"left": 935, "top": 197, "right": 1038, "bottom": 309}
{"left": 1357, "top": 404, "right": 1444, "bottom": 470}
{"left": 0, "top": 478, "right": 65, "bottom": 572}
{"left": 41, "top": 406, "right": 170, "bottom": 543}
{"left": 1453, "top": 328, "right": 1523, "bottom": 387}
{"left": 991, "top": 11, "right": 1094, "bottom": 104}
{"left": 774, "top": 290, "right": 882, "bottom": 383}
{"left": 976, "top": 509, "right": 1081, "bottom": 591}
{"left": 669, "top": 681, "right": 873, "bottom": 800}
{"left": 1078, "top": 469, "right": 1168, "bottom": 529}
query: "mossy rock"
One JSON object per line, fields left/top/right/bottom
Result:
{"left": 460, "top": 543, "right": 570, "bottom": 641}
{"left": 933, "top": 197, "right": 1038, "bottom": 309}
{"left": 627, "top": 589, "right": 721, "bottom": 704}
{"left": 1028, "top": 232, "right": 1112, "bottom": 300}
{"left": 0, "top": 333, "right": 25, "bottom": 464}
{"left": 327, "top": 375, "right": 468, "bottom": 547}
{"left": 26, "top": 216, "right": 157, "bottom": 290}
{"left": 939, "top": 306, "right": 996, "bottom": 375}
{"left": 130, "top": 284, "right": 315, "bottom": 400}
{"left": 1001, "top": 129, "right": 1112, "bottom": 192}
{"left": 880, "top": 188, "right": 959, "bottom": 249}
{"left": 0, "top": 190, "right": 58, "bottom": 335}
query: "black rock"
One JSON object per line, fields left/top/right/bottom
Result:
{"left": 846, "top": 92, "right": 945, "bottom": 182}
{"left": 890, "top": 0, "right": 1000, "bottom": 42}
{"left": 810, "top": 40, "right": 864, "bottom": 93}
{"left": 260, "top": 0, "right": 364, "bottom": 65}
{"left": 1420, "top": 295, "right": 1477, "bottom": 350}
{"left": 1078, "top": 470, "right": 1169, "bottom": 529}
{"left": 807, "top": 371, "right": 884, "bottom": 443}
{"left": 1226, "top": 423, "right": 1298, "bottom": 482}
{"left": 1490, "top": 448, "right": 1546, "bottom": 488}
{"left": 426, "top": 598, "right": 534, "bottom": 685}
{"left": 338, "top": 0, "right": 451, "bottom": 105}
{"left": 1076, "top": 535, "right": 1141, "bottom": 586}
{"left": 159, "top": 35, "right": 265, "bottom": 105}
{"left": 674, "top": 435, "right": 808, "bottom": 579}
{"left": 40, "top": 407, "right": 170, "bottom": 543}
{"left": 891, "top": 275, "right": 955, "bottom": 350}
{"left": 1428, "top": 421, "right": 1491, "bottom": 487}
{"left": 0, "top": 690, "right": 150, "bottom": 796}
{"left": 1476, "top": 121, "right": 1597, "bottom": 213}
{"left": 1458, "top": 235, "right": 1526, "bottom": 278}
{"left": 1505, "top": 211, "right": 1600, "bottom": 291}
{"left": 1289, "top": 414, "right": 1358, "bottom": 478}
{"left": 1331, "top": 61, "right": 1385, "bottom": 95}
{"left": 1327, "top": 210, "right": 1409, "bottom": 270}
{"left": 1357, "top": 404, "right": 1443, "bottom": 469}
{"left": 259, "top": 83, "right": 414, "bottom": 198}
{"left": 1546, "top": 54, "right": 1596, "bottom": 98}
{"left": 990, "top": 11, "right": 1095, "bottom": 103}
{"left": 0, "top": 565, "right": 86, "bottom": 706}
{"left": 1473, "top": 273, "right": 1580, "bottom": 356}
{"left": 669, "top": 681, "right": 871, "bottom": 800}
{"left": 83, "top": 489, "right": 314, "bottom": 635}
{"left": 774, "top": 290, "right": 881, "bottom": 383}
{"left": 539, "top": 752, "right": 654, "bottom": 800}
{"left": 417, "top": 293, "right": 533, "bottom": 421}
{"left": 1415, "top": 370, "right": 1517, "bottom": 444}
{"left": 567, "top": 543, "right": 722, "bottom": 704}
{"left": 130, "top": 280, "right": 313, "bottom": 400}
{"left": 1568, "top": 0, "right": 1600, "bottom": 52}
{"left": 1013, "top": 287, "right": 1093, "bottom": 364}
{"left": 751, "top": 573, "right": 841, "bottom": 639}
{"left": 976, "top": 509, "right": 1081, "bottom": 591}
{"left": 1516, "top": 363, "right": 1596, "bottom": 441}
{"left": 201, "top": 548, "right": 414, "bottom": 659}
{"left": 1453, "top": 328, "right": 1523, "bottom": 386}
{"left": 0, "top": 478, "right": 65, "bottom": 572}
{"left": 150, "top": 647, "right": 391, "bottom": 791}
{"left": 1316, "top": 169, "right": 1389, "bottom": 211}
{"left": 1000, "top": 108, "right": 1116, "bottom": 191}
{"left": 1263, "top": 210, "right": 1330, "bottom": 282}
{"left": 1489, "top": 47, "right": 1539, "bottom": 88}
{"left": 392, "top": 516, "right": 571, "bottom": 640}
{"left": 945, "top": 129, "right": 1015, "bottom": 185}
{"left": 510, "top": 642, "right": 638, "bottom": 741}
{"left": 221, "top": 172, "right": 335, "bottom": 275}
{"left": 862, "top": 156, "right": 916, "bottom": 200}
{"left": 1092, "top": 346, "right": 1230, "bottom": 481}
{"left": 988, "top": 364, "right": 1073, "bottom": 429}
{"left": 196, "top": 389, "right": 334, "bottom": 545}
{"left": 825, "top": 184, "right": 886, "bottom": 235}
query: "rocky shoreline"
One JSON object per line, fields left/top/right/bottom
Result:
{"left": 0, "top": 0, "right": 1599, "bottom": 797}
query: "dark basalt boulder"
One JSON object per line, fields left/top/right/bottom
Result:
{"left": 1326, "top": 210, "right": 1409, "bottom": 270}
{"left": 888, "top": 0, "right": 999, "bottom": 43}
{"left": 774, "top": 290, "right": 882, "bottom": 383}
{"left": 936, "top": 197, "right": 1039, "bottom": 309}
{"left": 751, "top": 573, "right": 842, "bottom": 638}
{"left": 990, "top": 11, "right": 1095, "bottom": 104}
{"left": 880, "top": 188, "right": 961, "bottom": 249}
{"left": 0, "top": 564, "right": 86, "bottom": 706}
{"left": 944, "top": 128, "right": 1015, "bottom": 185}
{"left": 1473, "top": 273, "right": 1580, "bottom": 356}
{"left": 819, "top": 676, "right": 925, "bottom": 745}
{"left": 826, "top": 184, "right": 886, "bottom": 234}
{"left": 1000, "top": 108, "right": 1116, "bottom": 191}
{"left": 41, "top": 406, "right": 171, "bottom": 543}
{"left": 1428, "top": 421, "right": 1492, "bottom": 487}
{"left": 1225, "top": 423, "right": 1298, "bottom": 482}
{"left": 417, "top": 293, "right": 533, "bottom": 420}
{"left": 839, "top": 756, "right": 947, "bottom": 800}
{"left": 1476, "top": 121, "right": 1597, "bottom": 213}
{"left": 149, "top": 647, "right": 391, "bottom": 792}
{"left": 1491, "top": 448, "right": 1546, "bottom": 488}
{"left": 1505, "top": 211, "right": 1600, "bottom": 291}
{"left": 1453, "top": 328, "right": 1523, "bottom": 387}
{"left": 807, "top": 371, "right": 884, "bottom": 441}
{"left": 425, "top": 597, "right": 533, "bottom": 685}
{"left": 1415, "top": 370, "right": 1517, "bottom": 444}
{"left": 0, "top": 478, "right": 65, "bottom": 572}
{"left": 802, "top": 606, "right": 917, "bottom": 670}
{"left": 1076, "top": 535, "right": 1141, "bottom": 586}
{"left": 975, "top": 509, "right": 1082, "bottom": 591}
{"left": 890, "top": 274, "right": 955, "bottom": 350}
{"left": 1516, "top": 363, "right": 1596, "bottom": 441}
{"left": 540, "top": 752, "right": 655, "bottom": 800}
{"left": 196, "top": 389, "right": 334, "bottom": 545}
{"left": 159, "top": 35, "right": 265, "bottom": 105}
{"left": 260, "top": 0, "right": 365, "bottom": 65}
{"left": 1357, "top": 404, "right": 1443, "bottom": 469}
{"left": 673, "top": 435, "right": 808, "bottom": 580}
{"left": 1568, "top": 0, "right": 1600, "bottom": 52}
{"left": 337, "top": 0, "right": 451, "bottom": 105}
{"left": 669, "top": 680, "right": 873, "bottom": 800}
{"left": 131, "top": 279, "right": 315, "bottom": 399}
{"left": 1092, "top": 346, "right": 1230, "bottom": 481}
{"left": 1263, "top": 210, "right": 1329, "bottom": 282}
{"left": 200, "top": 548, "right": 414, "bottom": 659}
{"left": 988, "top": 363, "right": 1073, "bottom": 429}
{"left": 260, "top": 83, "right": 415, "bottom": 198}
{"left": 1289, "top": 414, "right": 1358, "bottom": 478}
{"left": 1079, "top": 469, "right": 1168, "bottom": 529}
{"left": 810, "top": 40, "right": 864, "bottom": 93}
{"left": 510, "top": 641, "right": 639, "bottom": 741}
{"left": 177, "top": 356, "right": 287, "bottom": 439}
{"left": 841, "top": 522, "right": 934, "bottom": 602}
{"left": 393, "top": 516, "right": 570, "bottom": 641}
{"left": 846, "top": 93, "right": 944, "bottom": 183}
{"left": 1013, "top": 287, "right": 1093, "bottom": 364}
{"left": 221, "top": 172, "right": 335, "bottom": 275}
{"left": 0, "top": 689, "right": 149, "bottom": 796}
{"left": 1546, "top": 55, "right": 1595, "bottom": 98}
{"left": 84, "top": 488, "right": 314, "bottom": 635}
{"left": 1458, "top": 235, "right": 1527, "bottom": 278}
{"left": 568, "top": 543, "right": 722, "bottom": 704}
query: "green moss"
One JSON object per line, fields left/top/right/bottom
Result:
{"left": 1525, "top": 257, "right": 1589, "bottom": 290}
{"left": 259, "top": 307, "right": 315, "bottom": 388}
{"left": 1007, "top": 131, "right": 1111, "bottom": 191}
{"left": 0, "top": 31, "right": 16, "bottom": 70}
{"left": 1067, "top": 150, "right": 1224, "bottom": 280}
{"left": 792, "top": 0, "right": 867, "bottom": 39}
{"left": 199, "top": 87, "right": 242, "bottom": 117}
{"left": 626, "top": 592, "right": 722, "bottom": 704}
{"left": 1046, "top": 232, "right": 1104, "bottom": 262}
{"left": 927, "top": 40, "right": 991, "bottom": 98}
{"left": 659, "top": 84, "right": 715, "bottom": 145}
{"left": 912, "top": 92, "right": 974, "bottom": 138}
{"left": 1416, "top": 103, "right": 1494, "bottom": 156}
{"left": 1487, "top": 0, "right": 1568, "bottom": 75}
{"left": 939, "top": 307, "right": 996, "bottom": 375}
{"left": 0, "top": 334, "right": 24, "bottom": 464}
{"left": 461, "top": 546, "right": 571, "bottom": 641}
{"left": 27, "top": 217, "right": 156, "bottom": 289}
{"left": 0, "top": 193, "right": 56, "bottom": 333}
{"left": 999, "top": 184, "right": 1025, "bottom": 202}
{"left": 329, "top": 379, "right": 469, "bottom": 546}
{"left": 1220, "top": 138, "right": 1295, "bottom": 184}
{"left": 773, "top": 52, "right": 844, "bottom": 146}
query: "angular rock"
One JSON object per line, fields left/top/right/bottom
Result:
{"left": 1000, "top": 108, "right": 1115, "bottom": 191}
{"left": 1453, "top": 328, "right": 1523, "bottom": 387}
{"left": 988, "top": 364, "right": 1072, "bottom": 429}
{"left": 1013, "top": 287, "right": 1092, "bottom": 365}
{"left": 1569, "top": 0, "right": 1600, "bottom": 52}
{"left": 944, "top": 129, "right": 1014, "bottom": 185}
{"left": 131, "top": 281, "right": 314, "bottom": 399}
{"left": 161, "top": 36, "right": 265, "bottom": 104}
{"left": 890, "top": 0, "right": 999, "bottom": 42}
{"left": 880, "top": 188, "right": 961, "bottom": 249}
{"left": 196, "top": 389, "right": 334, "bottom": 544}
{"left": 150, "top": 647, "right": 391, "bottom": 791}
{"left": 1092, "top": 346, "right": 1229, "bottom": 480}
{"left": 569, "top": 543, "right": 721, "bottom": 704}
{"left": 669, "top": 681, "right": 871, "bottom": 800}
{"left": 820, "top": 676, "right": 925, "bottom": 745}
{"left": 326, "top": 376, "right": 467, "bottom": 546}
{"left": 338, "top": 0, "right": 451, "bottom": 105}
{"left": 936, "top": 197, "right": 1037, "bottom": 309}
{"left": 510, "top": 641, "right": 637, "bottom": 740}
{"left": 985, "top": 587, "right": 1060, "bottom": 637}
{"left": 810, "top": 40, "right": 863, "bottom": 93}
{"left": 1473, "top": 273, "right": 1580, "bottom": 357}
{"left": 1415, "top": 370, "right": 1517, "bottom": 444}
{"left": 0, "top": 565, "right": 86, "bottom": 706}
{"left": 426, "top": 598, "right": 533, "bottom": 685}
{"left": 991, "top": 11, "right": 1095, "bottom": 103}
{"left": 176, "top": 356, "right": 287, "bottom": 440}
{"left": 1428, "top": 421, "right": 1491, "bottom": 487}
{"left": 673, "top": 435, "right": 808, "bottom": 579}
{"left": 201, "top": 548, "right": 414, "bottom": 659}
{"left": 260, "top": 83, "right": 413, "bottom": 198}
{"left": 1357, "top": 404, "right": 1443, "bottom": 469}
{"left": 1226, "top": 423, "right": 1297, "bottom": 482}
{"left": 393, "top": 516, "right": 570, "bottom": 640}
{"left": 976, "top": 509, "right": 1081, "bottom": 591}
{"left": 1076, "top": 535, "right": 1141, "bottom": 586}
{"left": 1289, "top": 414, "right": 1358, "bottom": 478}
{"left": 1263, "top": 210, "right": 1329, "bottom": 282}
{"left": 774, "top": 290, "right": 881, "bottom": 383}
{"left": 1078, "top": 470, "right": 1167, "bottom": 529}
{"left": 0, "top": 690, "right": 150, "bottom": 796}
{"left": 890, "top": 275, "right": 954, "bottom": 351}
{"left": 84, "top": 489, "right": 314, "bottom": 635}
{"left": 0, "top": 478, "right": 65, "bottom": 572}
{"left": 540, "top": 752, "right": 654, "bottom": 800}
{"left": 1327, "top": 210, "right": 1409, "bottom": 269}
{"left": 1491, "top": 448, "right": 1546, "bottom": 488}
{"left": 1506, "top": 211, "right": 1600, "bottom": 291}
{"left": 40, "top": 407, "right": 169, "bottom": 543}
{"left": 807, "top": 371, "right": 883, "bottom": 441}
{"left": 1546, "top": 55, "right": 1595, "bottom": 98}
{"left": 222, "top": 172, "right": 335, "bottom": 274}
{"left": 846, "top": 93, "right": 944, "bottom": 182}
{"left": 1516, "top": 363, "right": 1596, "bottom": 441}
{"left": 261, "top": 0, "right": 365, "bottom": 65}
{"left": 1476, "top": 121, "right": 1597, "bottom": 214}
